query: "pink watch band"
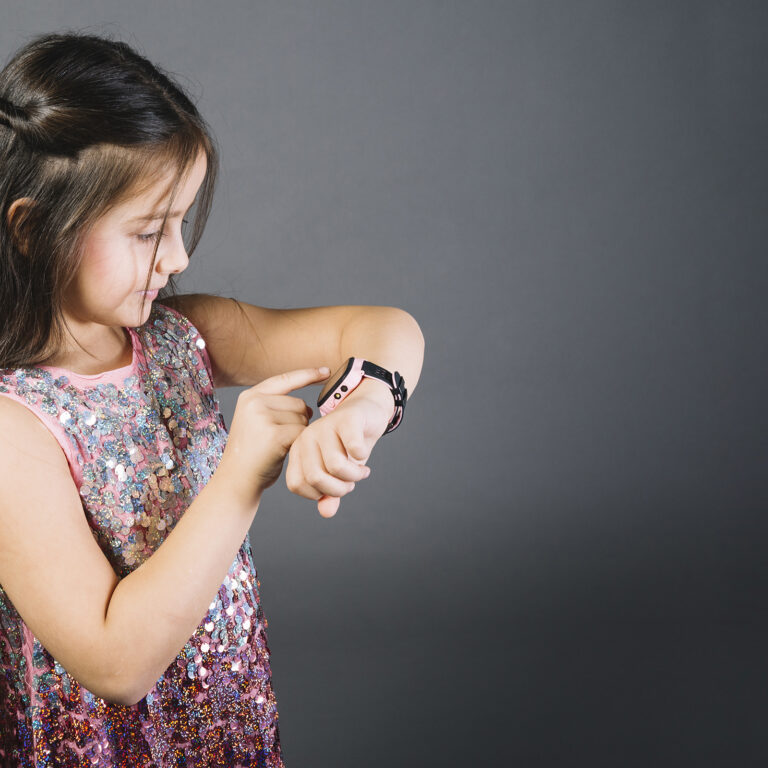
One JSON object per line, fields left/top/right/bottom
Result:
{"left": 317, "top": 357, "right": 406, "bottom": 433}
{"left": 318, "top": 358, "right": 367, "bottom": 416}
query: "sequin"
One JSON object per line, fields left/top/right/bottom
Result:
{"left": 0, "top": 303, "right": 284, "bottom": 767}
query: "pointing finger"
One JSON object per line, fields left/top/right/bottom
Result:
{"left": 254, "top": 367, "right": 330, "bottom": 396}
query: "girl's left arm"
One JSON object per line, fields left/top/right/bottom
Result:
{"left": 161, "top": 294, "right": 424, "bottom": 517}
{"left": 161, "top": 293, "right": 424, "bottom": 399}
{"left": 331, "top": 304, "right": 425, "bottom": 413}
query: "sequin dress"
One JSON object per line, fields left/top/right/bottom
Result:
{"left": 0, "top": 303, "right": 284, "bottom": 767}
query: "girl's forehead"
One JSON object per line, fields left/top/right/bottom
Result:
{"left": 117, "top": 152, "right": 207, "bottom": 218}
{"left": 123, "top": 180, "right": 176, "bottom": 215}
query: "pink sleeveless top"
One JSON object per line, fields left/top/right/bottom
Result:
{"left": 0, "top": 303, "right": 284, "bottom": 767}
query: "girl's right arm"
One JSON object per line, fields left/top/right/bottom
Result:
{"left": 0, "top": 392, "right": 268, "bottom": 706}
{"left": 104, "top": 367, "right": 341, "bottom": 704}
{"left": 0, "top": 368, "right": 359, "bottom": 707}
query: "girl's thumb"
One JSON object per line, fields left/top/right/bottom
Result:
{"left": 318, "top": 495, "right": 340, "bottom": 518}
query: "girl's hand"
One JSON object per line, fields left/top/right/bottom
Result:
{"left": 216, "top": 367, "right": 332, "bottom": 509}
{"left": 284, "top": 395, "right": 392, "bottom": 518}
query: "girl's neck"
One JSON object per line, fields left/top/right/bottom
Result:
{"left": 42, "top": 327, "right": 133, "bottom": 375}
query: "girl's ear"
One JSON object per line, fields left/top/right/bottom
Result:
{"left": 6, "top": 197, "right": 36, "bottom": 255}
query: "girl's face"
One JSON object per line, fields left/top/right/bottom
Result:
{"left": 64, "top": 149, "right": 208, "bottom": 339}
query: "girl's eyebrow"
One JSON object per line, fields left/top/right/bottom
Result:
{"left": 130, "top": 209, "right": 185, "bottom": 223}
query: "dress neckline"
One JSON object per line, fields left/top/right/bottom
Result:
{"left": 38, "top": 326, "right": 138, "bottom": 383}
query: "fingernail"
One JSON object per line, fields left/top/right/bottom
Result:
{"left": 319, "top": 366, "right": 330, "bottom": 375}
{"left": 363, "top": 467, "right": 371, "bottom": 477}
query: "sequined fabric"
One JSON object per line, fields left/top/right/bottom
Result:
{"left": 0, "top": 303, "right": 284, "bottom": 767}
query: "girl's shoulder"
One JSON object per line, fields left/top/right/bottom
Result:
{"left": 140, "top": 302, "right": 215, "bottom": 392}
{"left": 145, "top": 301, "right": 204, "bottom": 346}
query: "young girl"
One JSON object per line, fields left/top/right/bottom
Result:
{"left": 0, "top": 32, "right": 423, "bottom": 767}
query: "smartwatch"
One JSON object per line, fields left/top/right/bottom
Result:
{"left": 316, "top": 357, "right": 407, "bottom": 434}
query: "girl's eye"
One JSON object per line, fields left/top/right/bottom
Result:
{"left": 137, "top": 232, "right": 163, "bottom": 243}
{"left": 137, "top": 219, "right": 189, "bottom": 243}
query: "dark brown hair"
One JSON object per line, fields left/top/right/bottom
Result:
{"left": 0, "top": 31, "right": 219, "bottom": 369}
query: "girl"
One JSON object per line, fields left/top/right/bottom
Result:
{"left": 0, "top": 32, "right": 423, "bottom": 767}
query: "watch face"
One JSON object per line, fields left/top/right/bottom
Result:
{"left": 317, "top": 357, "right": 355, "bottom": 407}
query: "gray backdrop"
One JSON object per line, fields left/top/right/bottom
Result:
{"left": 3, "top": 1, "right": 767, "bottom": 765}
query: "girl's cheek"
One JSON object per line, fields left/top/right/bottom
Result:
{"left": 90, "top": 254, "right": 120, "bottom": 284}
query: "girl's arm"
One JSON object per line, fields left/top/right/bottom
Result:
{"left": 0, "top": 391, "right": 266, "bottom": 707}
{"left": 330, "top": 306, "right": 424, "bottom": 414}
{"left": 160, "top": 294, "right": 423, "bottom": 396}
{"left": 104, "top": 455, "right": 263, "bottom": 705}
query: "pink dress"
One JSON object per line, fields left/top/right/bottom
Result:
{"left": 0, "top": 303, "right": 284, "bottom": 767}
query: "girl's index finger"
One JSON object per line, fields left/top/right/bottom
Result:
{"left": 253, "top": 367, "right": 330, "bottom": 396}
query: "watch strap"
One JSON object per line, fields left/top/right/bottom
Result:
{"left": 317, "top": 357, "right": 407, "bottom": 434}
{"left": 360, "top": 360, "right": 407, "bottom": 434}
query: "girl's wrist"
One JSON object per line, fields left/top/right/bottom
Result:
{"left": 338, "top": 377, "right": 396, "bottom": 424}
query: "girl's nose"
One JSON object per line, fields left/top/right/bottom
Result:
{"left": 158, "top": 233, "right": 189, "bottom": 275}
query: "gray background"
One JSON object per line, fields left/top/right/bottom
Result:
{"left": 3, "top": 1, "right": 768, "bottom": 765}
